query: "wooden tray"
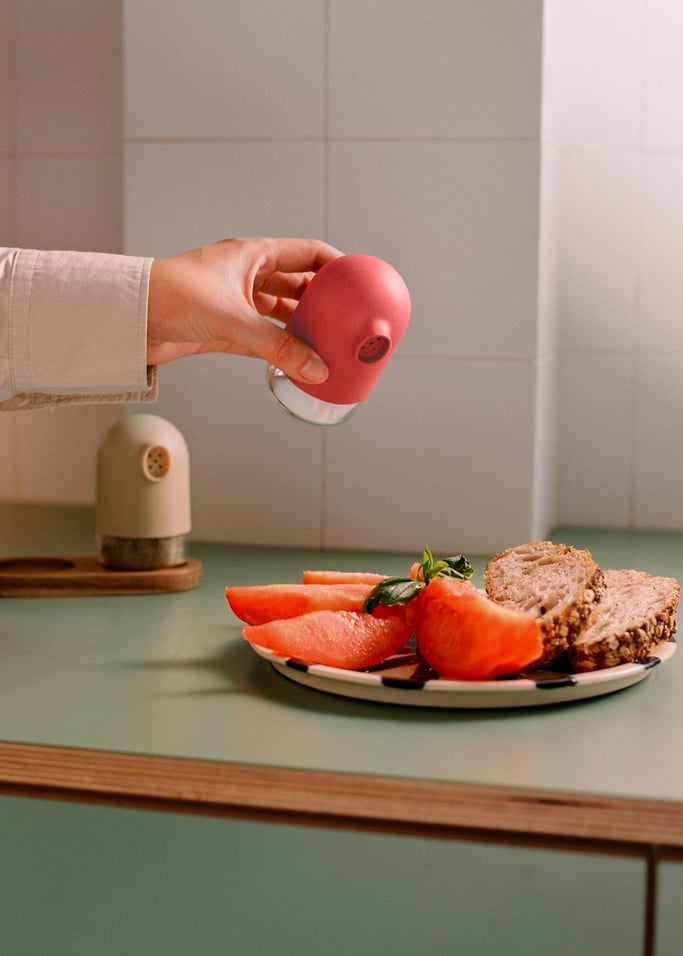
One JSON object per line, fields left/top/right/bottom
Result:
{"left": 0, "top": 555, "right": 202, "bottom": 596}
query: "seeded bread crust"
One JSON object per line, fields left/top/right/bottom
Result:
{"left": 568, "top": 569, "right": 679, "bottom": 672}
{"left": 484, "top": 541, "right": 605, "bottom": 663}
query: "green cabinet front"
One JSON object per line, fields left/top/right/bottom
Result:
{"left": 0, "top": 794, "right": 645, "bottom": 956}
{"left": 655, "top": 860, "right": 683, "bottom": 956}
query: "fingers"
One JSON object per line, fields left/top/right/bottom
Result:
{"left": 248, "top": 241, "right": 340, "bottom": 379}
{"left": 253, "top": 290, "right": 298, "bottom": 324}
{"left": 257, "top": 270, "right": 314, "bottom": 301}
{"left": 254, "top": 237, "right": 343, "bottom": 284}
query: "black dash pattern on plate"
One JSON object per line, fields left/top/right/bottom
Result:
{"left": 533, "top": 676, "right": 579, "bottom": 690}
{"left": 381, "top": 676, "right": 426, "bottom": 691}
{"left": 363, "top": 645, "right": 436, "bottom": 689}
{"left": 285, "top": 658, "right": 310, "bottom": 673}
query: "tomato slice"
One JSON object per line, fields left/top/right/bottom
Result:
{"left": 225, "top": 582, "right": 375, "bottom": 625}
{"left": 415, "top": 577, "right": 543, "bottom": 680}
{"left": 242, "top": 608, "right": 415, "bottom": 670}
{"left": 301, "top": 569, "right": 388, "bottom": 585}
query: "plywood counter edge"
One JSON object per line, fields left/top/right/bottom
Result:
{"left": 1, "top": 740, "right": 682, "bottom": 858}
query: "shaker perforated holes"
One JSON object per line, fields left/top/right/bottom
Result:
{"left": 356, "top": 335, "right": 390, "bottom": 363}
{"left": 142, "top": 444, "right": 171, "bottom": 481}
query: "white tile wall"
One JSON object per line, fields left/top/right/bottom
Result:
{"left": 542, "top": 0, "right": 643, "bottom": 152}
{"left": 323, "top": 356, "right": 538, "bottom": 554}
{"left": 0, "top": 155, "right": 10, "bottom": 238}
{"left": 0, "top": 0, "right": 10, "bottom": 156}
{"left": 642, "top": 0, "right": 683, "bottom": 152}
{"left": 534, "top": 133, "right": 560, "bottom": 538}
{"left": 1, "top": 2, "right": 17, "bottom": 501}
{"left": 0, "top": 137, "right": 14, "bottom": 496}
{"left": 139, "top": 353, "right": 539, "bottom": 555}
{"left": 5, "top": 0, "right": 683, "bottom": 545}
{"left": 0, "top": 404, "right": 19, "bottom": 502}
{"left": 7, "top": 405, "right": 123, "bottom": 506}
{"left": 327, "top": 140, "right": 541, "bottom": 361}
{"left": 12, "top": 0, "right": 123, "bottom": 253}
{"left": 557, "top": 352, "right": 634, "bottom": 528}
{"left": 124, "top": 142, "right": 326, "bottom": 257}
{"left": 537, "top": 145, "right": 560, "bottom": 363}
{"left": 636, "top": 29, "right": 683, "bottom": 539}
{"left": 124, "top": 1, "right": 326, "bottom": 140}
{"left": 634, "top": 354, "right": 683, "bottom": 529}
{"left": 122, "top": 0, "right": 545, "bottom": 553}
{"left": 14, "top": 0, "right": 121, "bottom": 154}
{"left": 555, "top": 150, "right": 639, "bottom": 353}
{"left": 531, "top": 355, "right": 559, "bottom": 540}
{"left": 327, "top": 0, "right": 542, "bottom": 139}
{"left": 14, "top": 154, "right": 122, "bottom": 252}
{"left": 545, "top": 0, "right": 683, "bottom": 533}
{"left": 2, "top": 0, "right": 125, "bottom": 508}
{"left": 639, "top": 155, "right": 683, "bottom": 352}
{"left": 130, "top": 354, "right": 326, "bottom": 548}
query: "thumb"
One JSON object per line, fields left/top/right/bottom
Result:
{"left": 269, "top": 329, "right": 329, "bottom": 385}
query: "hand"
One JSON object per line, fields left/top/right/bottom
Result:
{"left": 147, "top": 237, "right": 343, "bottom": 383}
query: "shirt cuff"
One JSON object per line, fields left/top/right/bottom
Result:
{"left": 4, "top": 249, "right": 156, "bottom": 407}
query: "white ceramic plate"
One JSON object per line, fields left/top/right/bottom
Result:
{"left": 250, "top": 639, "right": 677, "bottom": 709}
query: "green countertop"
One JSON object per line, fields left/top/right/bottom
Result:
{"left": 1, "top": 502, "right": 682, "bottom": 823}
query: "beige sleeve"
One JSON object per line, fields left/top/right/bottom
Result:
{"left": 0, "top": 248, "right": 157, "bottom": 409}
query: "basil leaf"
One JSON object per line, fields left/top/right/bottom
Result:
{"left": 421, "top": 547, "right": 435, "bottom": 574}
{"left": 362, "top": 549, "right": 475, "bottom": 615}
{"left": 414, "top": 549, "right": 474, "bottom": 584}
{"left": 440, "top": 555, "right": 474, "bottom": 579}
{"left": 363, "top": 577, "right": 424, "bottom": 612}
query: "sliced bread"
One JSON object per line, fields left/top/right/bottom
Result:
{"left": 568, "top": 568, "right": 679, "bottom": 672}
{"left": 484, "top": 541, "right": 605, "bottom": 662}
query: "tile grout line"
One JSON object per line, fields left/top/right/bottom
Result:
{"left": 122, "top": 135, "right": 541, "bottom": 146}
{"left": 7, "top": 0, "right": 24, "bottom": 499}
{"left": 319, "top": 0, "right": 332, "bottom": 549}
{"left": 7, "top": 0, "right": 17, "bottom": 239}
{"left": 629, "top": 0, "right": 650, "bottom": 532}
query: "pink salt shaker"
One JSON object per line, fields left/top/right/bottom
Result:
{"left": 267, "top": 254, "right": 411, "bottom": 425}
